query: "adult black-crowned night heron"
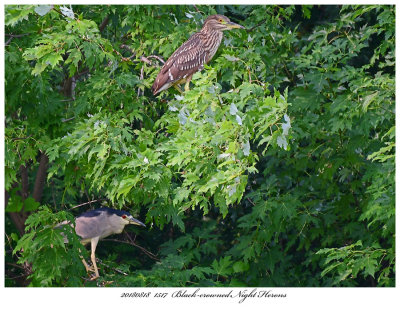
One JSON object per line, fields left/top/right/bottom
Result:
{"left": 70, "top": 207, "right": 145, "bottom": 279}
{"left": 151, "top": 14, "right": 244, "bottom": 95}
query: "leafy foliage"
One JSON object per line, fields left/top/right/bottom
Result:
{"left": 5, "top": 4, "right": 394, "bottom": 287}
{"left": 12, "top": 206, "right": 87, "bottom": 286}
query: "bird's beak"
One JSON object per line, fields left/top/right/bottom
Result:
{"left": 128, "top": 216, "right": 146, "bottom": 227}
{"left": 227, "top": 21, "right": 245, "bottom": 29}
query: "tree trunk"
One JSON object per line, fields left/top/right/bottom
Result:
{"left": 32, "top": 152, "right": 49, "bottom": 203}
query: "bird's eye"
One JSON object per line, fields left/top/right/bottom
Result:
{"left": 122, "top": 215, "right": 127, "bottom": 219}
{"left": 219, "top": 19, "right": 223, "bottom": 22}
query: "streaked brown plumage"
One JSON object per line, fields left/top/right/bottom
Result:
{"left": 152, "top": 15, "right": 244, "bottom": 95}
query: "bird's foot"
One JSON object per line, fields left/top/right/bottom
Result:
{"left": 82, "top": 259, "right": 101, "bottom": 275}
{"left": 82, "top": 258, "right": 95, "bottom": 273}
{"left": 85, "top": 265, "right": 95, "bottom": 273}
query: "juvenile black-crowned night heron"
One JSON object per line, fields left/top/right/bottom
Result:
{"left": 151, "top": 14, "right": 244, "bottom": 95}
{"left": 67, "top": 207, "right": 146, "bottom": 279}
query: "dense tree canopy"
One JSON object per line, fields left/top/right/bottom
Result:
{"left": 4, "top": 5, "right": 394, "bottom": 287}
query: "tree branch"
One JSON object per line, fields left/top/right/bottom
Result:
{"left": 97, "top": 260, "right": 128, "bottom": 276}
{"left": 246, "top": 19, "right": 267, "bottom": 32}
{"left": 19, "top": 164, "right": 29, "bottom": 200}
{"left": 104, "top": 232, "right": 160, "bottom": 262}
{"left": 8, "top": 213, "right": 26, "bottom": 236}
{"left": 69, "top": 199, "right": 104, "bottom": 210}
{"left": 5, "top": 33, "right": 30, "bottom": 46}
{"left": 6, "top": 180, "right": 27, "bottom": 236}
{"left": 120, "top": 44, "right": 136, "bottom": 59}
{"left": 120, "top": 44, "right": 165, "bottom": 65}
{"left": 193, "top": 5, "right": 201, "bottom": 13}
{"left": 5, "top": 33, "right": 30, "bottom": 37}
{"left": 125, "top": 231, "right": 160, "bottom": 261}
{"left": 12, "top": 135, "right": 32, "bottom": 141}
{"left": 61, "top": 116, "right": 75, "bottom": 123}
{"left": 146, "top": 55, "right": 165, "bottom": 64}
{"left": 99, "top": 16, "right": 110, "bottom": 32}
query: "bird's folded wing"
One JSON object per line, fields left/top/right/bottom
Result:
{"left": 160, "top": 35, "right": 208, "bottom": 83}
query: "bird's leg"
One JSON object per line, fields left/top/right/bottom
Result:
{"left": 90, "top": 237, "right": 100, "bottom": 280}
{"left": 184, "top": 75, "right": 193, "bottom": 92}
{"left": 78, "top": 247, "right": 95, "bottom": 272}
{"left": 173, "top": 84, "right": 183, "bottom": 94}
{"left": 81, "top": 258, "right": 94, "bottom": 272}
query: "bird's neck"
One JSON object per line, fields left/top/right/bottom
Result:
{"left": 199, "top": 27, "right": 224, "bottom": 63}
{"left": 200, "top": 25, "right": 222, "bottom": 35}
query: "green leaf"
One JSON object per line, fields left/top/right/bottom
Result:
{"left": 362, "top": 91, "right": 378, "bottom": 112}
{"left": 232, "top": 261, "right": 249, "bottom": 273}
{"left": 5, "top": 5, "right": 35, "bottom": 26}
{"left": 212, "top": 256, "right": 233, "bottom": 276}
{"left": 363, "top": 257, "right": 378, "bottom": 278}
{"left": 5, "top": 194, "right": 23, "bottom": 212}
{"left": 44, "top": 53, "right": 63, "bottom": 68}
{"left": 23, "top": 197, "right": 40, "bottom": 211}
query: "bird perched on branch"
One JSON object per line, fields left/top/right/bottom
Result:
{"left": 61, "top": 207, "right": 146, "bottom": 280}
{"left": 151, "top": 14, "right": 244, "bottom": 95}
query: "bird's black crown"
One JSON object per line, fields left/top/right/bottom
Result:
{"left": 78, "top": 207, "right": 132, "bottom": 218}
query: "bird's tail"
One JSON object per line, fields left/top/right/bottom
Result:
{"left": 151, "top": 71, "right": 171, "bottom": 95}
{"left": 54, "top": 220, "right": 72, "bottom": 243}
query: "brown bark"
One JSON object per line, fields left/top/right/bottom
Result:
{"left": 6, "top": 171, "right": 28, "bottom": 236}
{"left": 8, "top": 212, "right": 26, "bottom": 236}
{"left": 99, "top": 15, "right": 110, "bottom": 32}
{"left": 7, "top": 152, "right": 49, "bottom": 284}
{"left": 62, "top": 77, "right": 73, "bottom": 97}
{"left": 19, "top": 164, "right": 29, "bottom": 199}
{"left": 32, "top": 152, "right": 49, "bottom": 203}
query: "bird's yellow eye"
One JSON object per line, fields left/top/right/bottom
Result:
{"left": 219, "top": 19, "right": 223, "bottom": 22}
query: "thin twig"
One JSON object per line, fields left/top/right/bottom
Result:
{"left": 246, "top": 197, "right": 256, "bottom": 206}
{"left": 147, "top": 55, "right": 165, "bottom": 64}
{"left": 138, "top": 66, "right": 144, "bottom": 96}
{"left": 120, "top": 44, "right": 136, "bottom": 59}
{"left": 125, "top": 232, "right": 160, "bottom": 261}
{"left": 11, "top": 135, "right": 32, "bottom": 141}
{"left": 5, "top": 233, "right": 15, "bottom": 253}
{"left": 120, "top": 44, "right": 134, "bottom": 53}
{"left": 5, "top": 38, "right": 13, "bottom": 46}
{"left": 6, "top": 262, "right": 25, "bottom": 270}
{"left": 193, "top": 5, "right": 201, "bottom": 13}
{"left": 6, "top": 274, "right": 28, "bottom": 280}
{"left": 61, "top": 117, "right": 75, "bottom": 123}
{"left": 120, "top": 44, "right": 164, "bottom": 65}
{"left": 104, "top": 233, "right": 160, "bottom": 262}
{"left": 5, "top": 33, "right": 30, "bottom": 46}
{"left": 69, "top": 199, "right": 104, "bottom": 210}
{"left": 140, "top": 55, "right": 152, "bottom": 65}
{"left": 5, "top": 33, "right": 30, "bottom": 38}
{"left": 246, "top": 19, "right": 267, "bottom": 32}
{"left": 97, "top": 260, "right": 128, "bottom": 276}
{"left": 76, "top": 69, "right": 90, "bottom": 78}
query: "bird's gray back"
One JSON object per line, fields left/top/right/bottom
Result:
{"left": 75, "top": 211, "right": 109, "bottom": 243}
